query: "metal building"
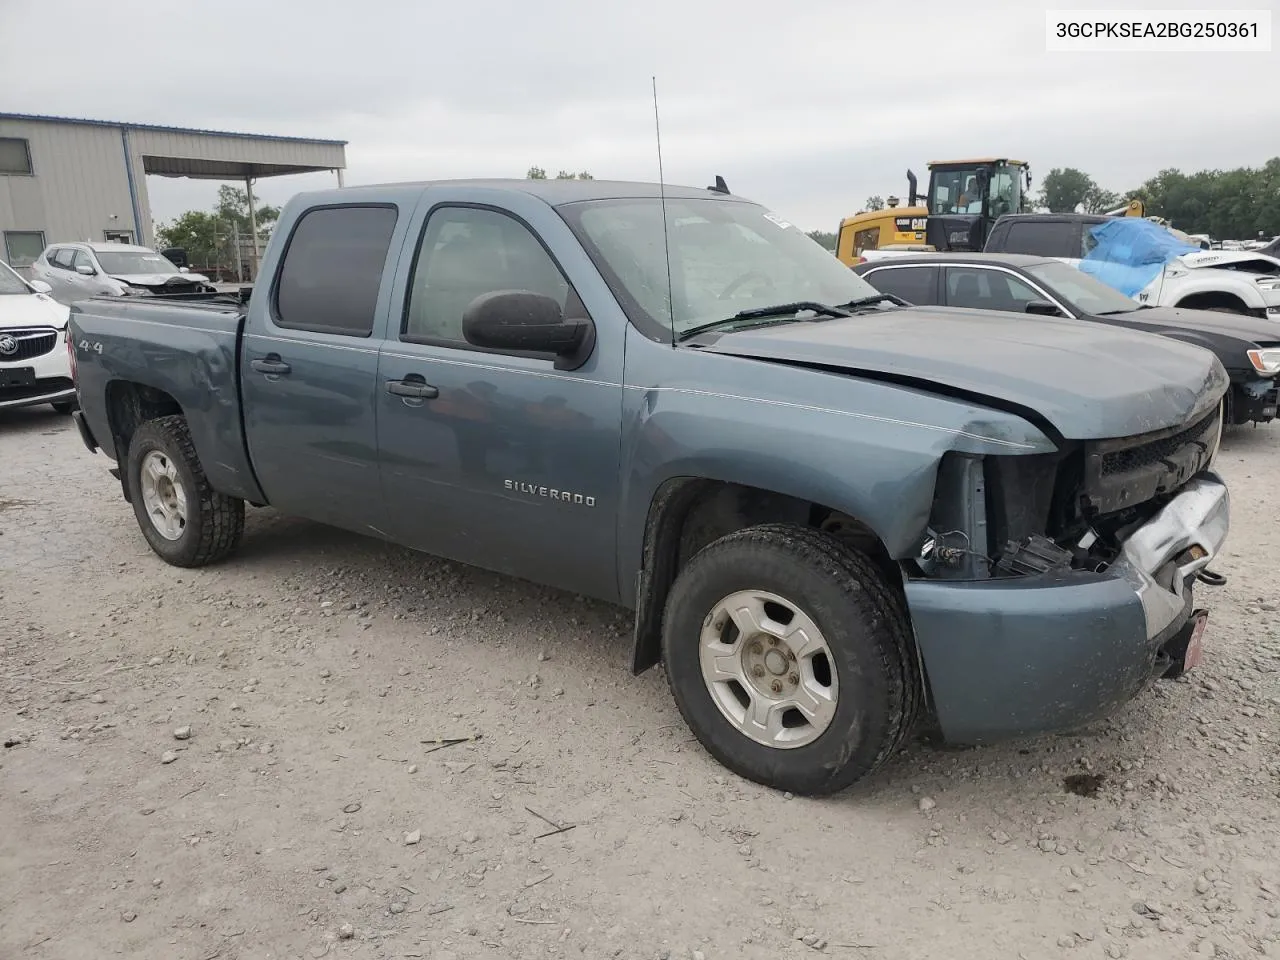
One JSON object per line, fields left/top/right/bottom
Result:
{"left": 0, "top": 113, "right": 346, "bottom": 274}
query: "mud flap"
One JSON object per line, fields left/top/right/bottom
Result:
{"left": 1160, "top": 608, "right": 1209, "bottom": 679}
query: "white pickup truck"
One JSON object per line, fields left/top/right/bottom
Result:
{"left": 983, "top": 214, "right": 1280, "bottom": 320}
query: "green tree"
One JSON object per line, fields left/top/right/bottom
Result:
{"left": 155, "top": 210, "right": 227, "bottom": 268}
{"left": 1038, "top": 168, "right": 1096, "bottom": 213}
{"left": 1082, "top": 184, "right": 1121, "bottom": 214}
{"left": 865, "top": 195, "right": 885, "bottom": 211}
{"left": 806, "top": 230, "right": 837, "bottom": 252}
{"left": 527, "top": 167, "right": 593, "bottom": 180}
{"left": 215, "top": 184, "right": 280, "bottom": 241}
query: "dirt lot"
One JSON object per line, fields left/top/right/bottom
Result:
{"left": 1, "top": 406, "right": 1278, "bottom": 960}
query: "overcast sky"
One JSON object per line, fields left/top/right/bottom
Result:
{"left": 1, "top": 0, "right": 1276, "bottom": 233}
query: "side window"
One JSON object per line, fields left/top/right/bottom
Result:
{"left": 1003, "top": 221, "right": 1072, "bottom": 258}
{"left": 1081, "top": 226, "right": 1100, "bottom": 257}
{"left": 864, "top": 266, "right": 937, "bottom": 305}
{"left": 274, "top": 205, "right": 398, "bottom": 337}
{"left": 50, "top": 247, "right": 75, "bottom": 270}
{"left": 854, "top": 227, "right": 879, "bottom": 254}
{"left": 403, "top": 206, "right": 573, "bottom": 346}
{"left": 946, "top": 268, "right": 1042, "bottom": 312}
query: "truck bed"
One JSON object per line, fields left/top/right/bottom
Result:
{"left": 67, "top": 295, "right": 265, "bottom": 504}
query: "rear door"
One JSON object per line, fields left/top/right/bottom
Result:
{"left": 241, "top": 201, "right": 408, "bottom": 536}
{"left": 860, "top": 264, "right": 941, "bottom": 305}
{"left": 43, "top": 248, "right": 83, "bottom": 304}
{"left": 374, "top": 189, "right": 625, "bottom": 601}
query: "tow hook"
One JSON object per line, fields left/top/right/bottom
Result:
{"left": 1197, "top": 568, "right": 1227, "bottom": 587}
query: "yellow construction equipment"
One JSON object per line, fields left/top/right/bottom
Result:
{"left": 836, "top": 159, "right": 1032, "bottom": 265}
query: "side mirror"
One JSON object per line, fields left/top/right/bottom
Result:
{"left": 179, "top": 266, "right": 190, "bottom": 273}
{"left": 462, "top": 291, "right": 594, "bottom": 370}
{"left": 1025, "top": 299, "right": 1065, "bottom": 317}
{"left": 28, "top": 280, "right": 53, "bottom": 294}
{"left": 76, "top": 264, "right": 95, "bottom": 276}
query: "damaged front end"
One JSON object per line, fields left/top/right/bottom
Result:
{"left": 903, "top": 399, "right": 1230, "bottom": 744}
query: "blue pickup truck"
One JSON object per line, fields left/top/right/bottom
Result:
{"left": 67, "top": 178, "right": 1231, "bottom": 795}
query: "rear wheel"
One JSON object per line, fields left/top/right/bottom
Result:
{"left": 126, "top": 415, "right": 244, "bottom": 567}
{"left": 661, "top": 523, "right": 919, "bottom": 796}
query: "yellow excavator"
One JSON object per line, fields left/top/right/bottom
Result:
{"left": 836, "top": 158, "right": 1034, "bottom": 264}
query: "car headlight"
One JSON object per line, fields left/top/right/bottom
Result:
{"left": 1247, "top": 347, "right": 1280, "bottom": 375}
{"left": 1256, "top": 277, "right": 1280, "bottom": 290}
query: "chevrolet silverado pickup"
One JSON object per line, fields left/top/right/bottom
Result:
{"left": 67, "top": 178, "right": 1231, "bottom": 796}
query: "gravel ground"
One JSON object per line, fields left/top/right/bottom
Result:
{"left": 1, "top": 406, "right": 1278, "bottom": 960}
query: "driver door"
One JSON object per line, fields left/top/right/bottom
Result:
{"left": 375, "top": 198, "right": 625, "bottom": 601}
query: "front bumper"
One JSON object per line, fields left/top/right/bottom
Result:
{"left": 0, "top": 332, "right": 75, "bottom": 410}
{"left": 905, "top": 472, "right": 1230, "bottom": 744}
{"left": 1229, "top": 379, "right": 1278, "bottom": 424}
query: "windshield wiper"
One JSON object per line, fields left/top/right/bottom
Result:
{"left": 839, "top": 293, "right": 910, "bottom": 310}
{"left": 732, "top": 300, "right": 852, "bottom": 321}
{"left": 675, "top": 302, "right": 851, "bottom": 342}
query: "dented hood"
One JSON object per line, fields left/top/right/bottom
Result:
{"left": 695, "top": 306, "right": 1228, "bottom": 441}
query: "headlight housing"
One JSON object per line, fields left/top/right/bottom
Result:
{"left": 1256, "top": 277, "right": 1280, "bottom": 290}
{"left": 1247, "top": 348, "right": 1280, "bottom": 376}
{"left": 1207, "top": 398, "right": 1225, "bottom": 467}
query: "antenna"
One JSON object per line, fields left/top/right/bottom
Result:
{"left": 652, "top": 76, "right": 676, "bottom": 344}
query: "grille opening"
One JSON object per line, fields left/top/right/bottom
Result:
{"left": 1100, "top": 409, "right": 1218, "bottom": 477}
{"left": 0, "top": 327, "right": 58, "bottom": 362}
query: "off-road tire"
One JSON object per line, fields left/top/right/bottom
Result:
{"left": 126, "top": 415, "right": 245, "bottom": 567}
{"left": 661, "top": 523, "right": 920, "bottom": 796}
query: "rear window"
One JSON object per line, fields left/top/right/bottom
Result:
{"left": 863, "top": 265, "right": 938, "bottom": 305}
{"left": 1002, "top": 220, "right": 1074, "bottom": 258}
{"left": 274, "top": 205, "right": 398, "bottom": 337}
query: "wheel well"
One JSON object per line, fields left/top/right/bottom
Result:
{"left": 104, "top": 381, "right": 184, "bottom": 502}
{"left": 630, "top": 479, "right": 898, "bottom": 674}
{"left": 1174, "top": 291, "right": 1254, "bottom": 315}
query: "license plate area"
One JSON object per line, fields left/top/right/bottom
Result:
{"left": 0, "top": 367, "right": 35, "bottom": 388}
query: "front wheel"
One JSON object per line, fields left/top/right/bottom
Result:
{"left": 126, "top": 415, "right": 245, "bottom": 567}
{"left": 661, "top": 523, "right": 920, "bottom": 796}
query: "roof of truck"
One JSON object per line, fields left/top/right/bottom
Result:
{"left": 298, "top": 178, "right": 750, "bottom": 206}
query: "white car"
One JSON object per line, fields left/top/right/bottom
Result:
{"left": 0, "top": 259, "right": 76, "bottom": 413}
{"left": 28, "top": 241, "right": 215, "bottom": 305}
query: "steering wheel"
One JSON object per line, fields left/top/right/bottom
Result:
{"left": 718, "top": 270, "right": 774, "bottom": 300}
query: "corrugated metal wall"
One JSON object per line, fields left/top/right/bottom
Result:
{"left": 0, "top": 118, "right": 346, "bottom": 262}
{"left": 0, "top": 119, "right": 138, "bottom": 260}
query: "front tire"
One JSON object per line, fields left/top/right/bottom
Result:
{"left": 661, "top": 523, "right": 919, "bottom": 796}
{"left": 126, "top": 415, "right": 245, "bottom": 567}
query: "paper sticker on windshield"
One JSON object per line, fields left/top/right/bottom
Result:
{"left": 763, "top": 212, "right": 792, "bottom": 230}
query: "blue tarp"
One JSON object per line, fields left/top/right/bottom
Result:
{"left": 1079, "top": 218, "right": 1201, "bottom": 298}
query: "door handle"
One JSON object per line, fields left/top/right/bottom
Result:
{"left": 251, "top": 355, "right": 291, "bottom": 375}
{"left": 386, "top": 377, "right": 439, "bottom": 399}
